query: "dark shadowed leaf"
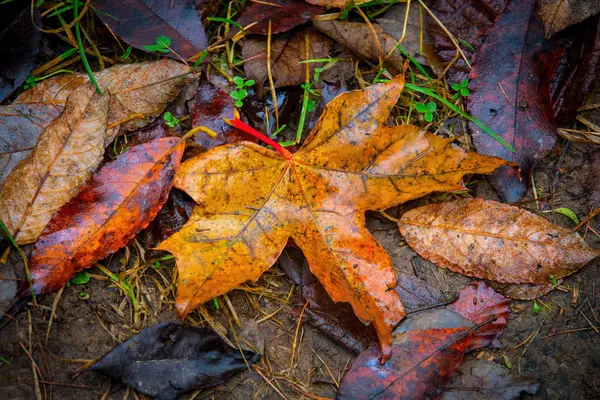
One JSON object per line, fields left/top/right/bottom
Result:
{"left": 235, "top": 0, "right": 324, "bottom": 35}
{"left": 88, "top": 322, "right": 259, "bottom": 400}
{"left": 0, "top": 5, "right": 41, "bottom": 102}
{"left": 442, "top": 359, "right": 539, "bottom": 399}
{"left": 93, "top": 0, "right": 207, "bottom": 58}
{"left": 488, "top": 280, "right": 561, "bottom": 300}
{"left": 243, "top": 29, "right": 332, "bottom": 89}
{"left": 468, "top": 0, "right": 557, "bottom": 202}
{"left": 337, "top": 282, "right": 508, "bottom": 400}
{"left": 189, "top": 81, "right": 247, "bottom": 149}
{"left": 0, "top": 104, "right": 61, "bottom": 188}
{"left": 28, "top": 137, "right": 184, "bottom": 295}
{"left": 539, "top": 0, "right": 600, "bottom": 38}
{"left": 141, "top": 187, "right": 195, "bottom": 248}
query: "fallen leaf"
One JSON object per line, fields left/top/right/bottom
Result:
{"left": 141, "top": 188, "right": 195, "bottom": 248}
{"left": 88, "top": 322, "right": 259, "bottom": 400}
{"left": 427, "top": 0, "right": 509, "bottom": 79}
{"left": 93, "top": 0, "right": 207, "bottom": 58}
{"left": 0, "top": 60, "right": 191, "bottom": 245}
{"left": 0, "top": 104, "right": 61, "bottom": 188}
{"left": 398, "top": 198, "right": 600, "bottom": 287}
{"left": 488, "top": 280, "right": 561, "bottom": 300}
{"left": 14, "top": 73, "right": 87, "bottom": 106}
{"left": 442, "top": 358, "right": 539, "bottom": 399}
{"left": 468, "top": 0, "right": 557, "bottom": 202}
{"left": 313, "top": 20, "right": 404, "bottom": 73}
{"left": 157, "top": 75, "right": 507, "bottom": 357}
{"left": 189, "top": 81, "right": 246, "bottom": 149}
{"left": 0, "top": 4, "right": 41, "bottom": 102}
{"left": 29, "top": 137, "right": 184, "bottom": 295}
{"left": 305, "top": 0, "right": 370, "bottom": 7}
{"left": 337, "top": 282, "right": 508, "bottom": 400}
{"left": 235, "top": 0, "right": 324, "bottom": 35}
{"left": 539, "top": 0, "right": 600, "bottom": 38}
{"left": 243, "top": 29, "right": 332, "bottom": 89}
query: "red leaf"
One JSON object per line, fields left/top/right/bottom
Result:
{"left": 467, "top": 0, "right": 557, "bottom": 202}
{"left": 29, "top": 137, "right": 185, "bottom": 294}
{"left": 189, "top": 81, "right": 249, "bottom": 149}
{"left": 338, "top": 282, "right": 509, "bottom": 399}
{"left": 93, "top": 0, "right": 207, "bottom": 58}
{"left": 235, "top": 0, "right": 324, "bottom": 35}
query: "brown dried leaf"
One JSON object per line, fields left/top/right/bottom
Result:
{"left": 398, "top": 198, "right": 600, "bottom": 285}
{"left": 242, "top": 29, "right": 332, "bottom": 89}
{"left": 539, "top": 0, "right": 600, "bottom": 38}
{"left": 313, "top": 20, "right": 404, "bottom": 73}
{"left": 0, "top": 60, "right": 191, "bottom": 244}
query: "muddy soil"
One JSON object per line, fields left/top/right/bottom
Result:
{"left": 1, "top": 142, "right": 600, "bottom": 400}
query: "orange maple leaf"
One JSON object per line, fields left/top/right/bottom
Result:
{"left": 158, "top": 75, "right": 507, "bottom": 358}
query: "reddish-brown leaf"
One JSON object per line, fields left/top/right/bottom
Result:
{"left": 29, "top": 137, "right": 185, "bottom": 295}
{"left": 235, "top": 0, "right": 324, "bottom": 35}
{"left": 93, "top": 0, "right": 207, "bottom": 59}
{"left": 337, "top": 282, "right": 508, "bottom": 400}
{"left": 539, "top": 0, "right": 600, "bottom": 38}
{"left": 140, "top": 188, "right": 195, "bottom": 248}
{"left": 468, "top": 0, "right": 557, "bottom": 202}
{"left": 398, "top": 198, "right": 600, "bottom": 285}
{"left": 189, "top": 81, "right": 247, "bottom": 149}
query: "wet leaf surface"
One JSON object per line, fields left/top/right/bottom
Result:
{"left": 0, "top": 4, "right": 41, "bottom": 102}
{"left": 539, "top": 0, "right": 600, "bottom": 38}
{"left": 0, "top": 104, "right": 61, "bottom": 188}
{"left": 338, "top": 282, "right": 508, "bottom": 400}
{"left": 442, "top": 358, "right": 539, "bottom": 399}
{"left": 93, "top": 0, "right": 207, "bottom": 58}
{"left": 141, "top": 187, "right": 195, "bottom": 248}
{"left": 0, "top": 60, "right": 191, "bottom": 245}
{"left": 243, "top": 29, "right": 332, "bottom": 89}
{"left": 235, "top": 0, "right": 324, "bottom": 35}
{"left": 158, "top": 75, "right": 507, "bottom": 358}
{"left": 468, "top": 0, "right": 557, "bottom": 202}
{"left": 313, "top": 20, "right": 404, "bottom": 74}
{"left": 88, "top": 322, "right": 259, "bottom": 400}
{"left": 189, "top": 81, "right": 248, "bottom": 149}
{"left": 28, "top": 137, "right": 184, "bottom": 295}
{"left": 398, "top": 198, "right": 600, "bottom": 286}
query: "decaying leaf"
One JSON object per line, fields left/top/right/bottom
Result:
{"left": 235, "top": 0, "right": 324, "bottom": 35}
{"left": 337, "top": 282, "right": 508, "bottom": 399}
{"left": 488, "top": 280, "right": 561, "bottom": 300}
{"left": 468, "top": 0, "right": 557, "bottom": 202}
{"left": 93, "top": 0, "right": 208, "bottom": 59}
{"left": 29, "top": 137, "right": 184, "bottom": 295}
{"left": 88, "top": 322, "right": 259, "bottom": 400}
{"left": 141, "top": 188, "right": 195, "bottom": 248}
{"left": 0, "top": 4, "right": 41, "bottom": 102}
{"left": 0, "top": 104, "right": 61, "bottom": 188}
{"left": 0, "top": 60, "right": 191, "bottom": 245}
{"left": 442, "top": 358, "right": 539, "bottom": 400}
{"left": 14, "top": 73, "right": 87, "bottom": 106}
{"left": 313, "top": 20, "right": 404, "bottom": 73}
{"left": 243, "top": 29, "right": 332, "bottom": 89}
{"left": 398, "top": 198, "right": 600, "bottom": 287}
{"left": 158, "top": 75, "right": 507, "bottom": 357}
{"left": 539, "top": 0, "right": 600, "bottom": 38}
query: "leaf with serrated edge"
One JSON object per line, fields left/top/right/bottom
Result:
{"left": 0, "top": 60, "right": 191, "bottom": 244}
{"left": 399, "top": 198, "right": 600, "bottom": 284}
{"left": 158, "top": 75, "right": 507, "bottom": 357}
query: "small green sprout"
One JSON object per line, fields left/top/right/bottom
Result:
{"left": 554, "top": 207, "right": 579, "bottom": 225}
{"left": 144, "top": 35, "right": 171, "bottom": 53}
{"left": 163, "top": 112, "right": 179, "bottom": 128}
{"left": 550, "top": 275, "right": 558, "bottom": 287}
{"left": 68, "top": 271, "right": 90, "bottom": 286}
{"left": 415, "top": 101, "right": 437, "bottom": 123}
{"left": 230, "top": 76, "right": 254, "bottom": 108}
{"left": 23, "top": 75, "right": 38, "bottom": 89}
{"left": 451, "top": 79, "right": 470, "bottom": 98}
{"left": 533, "top": 299, "right": 540, "bottom": 314}
{"left": 120, "top": 45, "right": 132, "bottom": 60}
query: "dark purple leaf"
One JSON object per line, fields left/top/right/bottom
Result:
{"left": 235, "top": 0, "right": 324, "bottom": 35}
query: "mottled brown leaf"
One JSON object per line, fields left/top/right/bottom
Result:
{"left": 468, "top": 0, "right": 557, "bottom": 202}
{"left": 539, "top": 0, "right": 600, "bottom": 38}
{"left": 93, "top": 0, "right": 207, "bottom": 59}
{"left": 313, "top": 20, "right": 404, "bottom": 73}
{"left": 29, "top": 138, "right": 184, "bottom": 294}
{"left": 243, "top": 29, "right": 332, "bottom": 89}
{"left": 235, "top": 0, "right": 324, "bottom": 35}
{"left": 0, "top": 60, "right": 191, "bottom": 244}
{"left": 398, "top": 198, "right": 600, "bottom": 285}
